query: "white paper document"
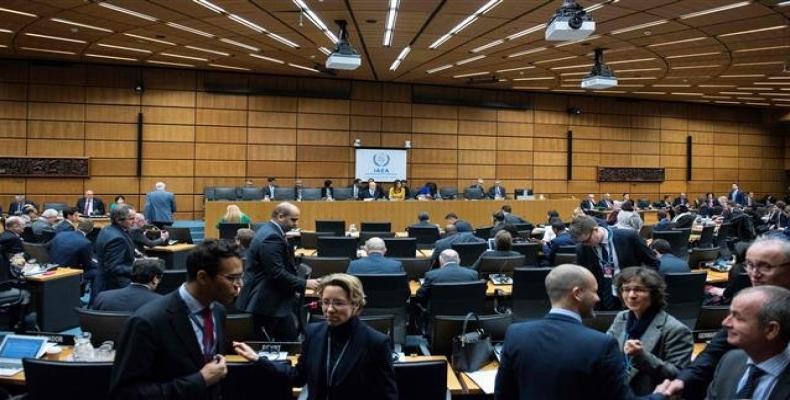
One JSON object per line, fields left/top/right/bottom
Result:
{"left": 466, "top": 369, "right": 497, "bottom": 394}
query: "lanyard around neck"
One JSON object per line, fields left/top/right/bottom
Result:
{"left": 326, "top": 335, "right": 351, "bottom": 387}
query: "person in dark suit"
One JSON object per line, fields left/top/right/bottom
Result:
{"left": 76, "top": 190, "right": 106, "bottom": 216}
{"left": 407, "top": 211, "right": 437, "bottom": 230}
{"left": 488, "top": 211, "right": 509, "bottom": 239}
{"left": 54, "top": 207, "right": 79, "bottom": 233}
{"left": 130, "top": 212, "right": 169, "bottom": 251}
{"left": 321, "top": 179, "right": 334, "bottom": 200}
{"left": 501, "top": 205, "right": 529, "bottom": 226}
{"left": 144, "top": 182, "right": 177, "bottom": 229}
{"left": 543, "top": 219, "right": 575, "bottom": 266}
{"left": 495, "top": 264, "right": 654, "bottom": 400}
{"left": 110, "top": 239, "right": 242, "bottom": 400}
{"left": 347, "top": 237, "right": 403, "bottom": 274}
{"left": 0, "top": 216, "right": 24, "bottom": 256}
{"left": 93, "top": 258, "right": 163, "bottom": 312}
{"left": 700, "top": 286, "right": 790, "bottom": 400}
{"left": 262, "top": 177, "right": 278, "bottom": 200}
{"left": 649, "top": 239, "right": 690, "bottom": 274}
{"left": 236, "top": 202, "right": 319, "bottom": 341}
{"left": 430, "top": 221, "right": 484, "bottom": 268}
{"left": 598, "top": 193, "right": 615, "bottom": 209}
{"left": 50, "top": 218, "right": 96, "bottom": 275}
{"left": 569, "top": 215, "right": 659, "bottom": 310}
{"left": 671, "top": 193, "right": 689, "bottom": 207}
{"left": 350, "top": 178, "right": 362, "bottom": 200}
{"left": 660, "top": 238, "right": 790, "bottom": 399}
{"left": 472, "top": 230, "right": 521, "bottom": 270}
{"left": 92, "top": 205, "right": 137, "bottom": 305}
{"left": 233, "top": 273, "right": 398, "bottom": 400}
{"left": 728, "top": 183, "right": 746, "bottom": 206}
{"left": 8, "top": 195, "right": 36, "bottom": 216}
{"left": 653, "top": 210, "right": 672, "bottom": 232}
{"left": 416, "top": 249, "right": 478, "bottom": 305}
{"left": 488, "top": 180, "right": 507, "bottom": 199}
{"left": 358, "top": 179, "right": 386, "bottom": 200}
{"left": 581, "top": 194, "right": 597, "bottom": 211}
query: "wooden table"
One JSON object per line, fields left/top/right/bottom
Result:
{"left": 701, "top": 269, "right": 729, "bottom": 284}
{"left": 145, "top": 244, "right": 196, "bottom": 270}
{"left": 25, "top": 268, "right": 83, "bottom": 332}
{"left": 204, "top": 199, "right": 580, "bottom": 239}
{"left": 0, "top": 345, "right": 74, "bottom": 386}
{"left": 87, "top": 217, "right": 111, "bottom": 228}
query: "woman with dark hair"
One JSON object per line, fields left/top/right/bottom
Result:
{"left": 321, "top": 179, "right": 334, "bottom": 200}
{"left": 233, "top": 274, "right": 397, "bottom": 400}
{"left": 388, "top": 180, "right": 406, "bottom": 201}
{"left": 606, "top": 267, "right": 693, "bottom": 395}
{"left": 415, "top": 182, "right": 438, "bottom": 200}
{"left": 110, "top": 195, "right": 126, "bottom": 212}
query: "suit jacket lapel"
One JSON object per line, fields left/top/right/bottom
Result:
{"left": 638, "top": 311, "right": 667, "bottom": 355}
{"left": 329, "top": 323, "right": 366, "bottom": 387}
{"left": 166, "top": 292, "right": 205, "bottom": 367}
{"left": 769, "top": 363, "right": 790, "bottom": 400}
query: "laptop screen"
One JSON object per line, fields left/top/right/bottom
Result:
{"left": 0, "top": 336, "right": 46, "bottom": 359}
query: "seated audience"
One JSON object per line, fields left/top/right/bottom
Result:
{"left": 472, "top": 231, "right": 521, "bottom": 270}
{"left": 388, "top": 180, "right": 406, "bottom": 201}
{"left": 416, "top": 182, "right": 438, "bottom": 200}
{"left": 671, "top": 205, "right": 695, "bottom": 229}
{"left": 607, "top": 268, "right": 693, "bottom": 396}
{"left": 216, "top": 204, "right": 251, "bottom": 228}
{"left": 672, "top": 193, "right": 689, "bottom": 207}
{"left": 350, "top": 178, "right": 362, "bottom": 199}
{"left": 54, "top": 207, "right": 79, "bottom": 233}
{"left": 444, "top": 212, "right": 459, "bottom": 225}
{"left": 653, "top": 210, "right": 672, "bottom": 232}
{"left": 598, "top": 193, "right": 614, "bottom": 209}
{"left": 401, "top": 179, "right": 411, "bottom": 198}
{"left": 502, "top": 205, "right": 529, "bottom": 225}
{"left": 541, "top": 211, "right": 561, "bottom": 243}
{"left": 347, "top": 237, "right": 403, "bottom": 274}
{"left": 542, "top": 219, "right": 575, "bottom": 266}
{"left": 235, "top": 228, "right": 255, "bottom": 252}
{"left": 581, "top": 194, "right": 596, "bottom": 211}
{"left": 130, "top": 212, "right": 169, "bottom": 251}
{"left": 320, "top": 179, "right": 334, "bottom": 200}
{"left": 9, "top": 195, "right": 36, "bottom": 216}
{"left": 416, "top": 249, "right": 478, "bottom": 305}
{"left": 110, "top": 195, "right": 126, "bottom": 212}
{"left": 77, "top": 190, "right": 106, "bottom": 216}
{"left": 31, "top": 208, "right": 58, "bottom": 238}
{"left": 468, "top": 178, "right": 485, "bottom": 193}
{"left": 616, "top": 201, "right": 644, "bottom": 232}
{"left": 0, "top": 216, "right": 25, "bottom": 255}
{"left": 488, "top": 180, "right": 507, "bottom": 199}
{"left": 92, "top": 258, "right": 164, "bottom": 312}
{"left": 50, "top": 218, "right": 96, "bottom": 275}
{"left": 649, "top": 239, "right": 690, "bottom": 274}
{"left": 489, "top": 211, "right": 508, "bottom": 238}
{"left": 408, "top": 211, "right": 436, "bottom": 230}
{"left": 359, "top": 179, "right": 386, "bottom": 200}
{"left": 430, "top": 221, "right": 484, "bottom": 268}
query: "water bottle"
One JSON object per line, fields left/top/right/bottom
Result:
{"left": 73, "top": 332, "right": 95, "bottom": 361}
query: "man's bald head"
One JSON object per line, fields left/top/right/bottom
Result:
{"left": 271, "top": 202, "right": 300, "bottom": 230}
{"left": 545, "top": 264, "right": 599, "bottom": 318}
{"left": 364, "top": 237, "right": 386, "bottom": 255}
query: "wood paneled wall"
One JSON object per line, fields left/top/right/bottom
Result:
{"left": 0, "top": 60, "right": 784, "bottom": 219}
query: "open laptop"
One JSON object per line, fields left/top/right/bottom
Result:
{"left": 0, "top": 335, "right": 49, "bottom": 376}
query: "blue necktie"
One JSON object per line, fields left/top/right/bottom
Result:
{"left": 736, "top": 365, "right": 765, "bottom": 399}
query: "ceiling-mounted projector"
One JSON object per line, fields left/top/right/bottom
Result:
{"left": 581, "top": 48, "right": 617, "bottom": 89}
{"left": 326, "top": 20, "right": 361, "bottom": 70}
{"left": 545, "top": 0, "right": 595, "bottom": 41}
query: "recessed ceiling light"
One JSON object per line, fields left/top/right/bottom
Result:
{"left": 429, "top": 0, "right": 502, "bottom": 49}
{"left": 698, "top": 84, "right": 735, "bottom": 88}
{"left": 672, "top": 65, "right": 721, "bottom": 70}
{"left": 383, "top": 0, "right": 399, "bottom": 47}
{"left": 219, "top": 38, "right": 259, "bottom": 52}
{"left": 24, "top": 33, "right": 86, "bottom": 44}
{"left": 193, "top": 0, "right": 226, "bottom": 14}
{"left": 714, "top": 100, "right": 740, "bottom": 104}
{"left": 718, "top": 25, "right": 787, "bottom": 38}
{"left": 456, "top": 55, "right": 486, "bottom": 65}
{"left": 471, "top": 39, "right": 504, "bottom": 53}
{"left": 560, "top": 71, "right": 589, "bottom": 76}
{"left": 288, "top": 62, "right": 320, "bottom": 72}
{"left": 592, "top": 90, "right": 626, "bottom": 94}
{"left": 553, "top": 89, "right": 585, "bottom": 92}
{"left": 98, "top": 43, "right": 151, "bottom": 53}
{"left": 389, "top": 46, "right": 411, "bottom": 71}
{"left": 85, "top": 53, "right": 138, "bottom": 61}
{"left": 618, "top": 77, "right": 657, "bottom": 80}
{"left": 607, "top": 58, "right": 656, "bottom": 65}
{"left": 768, "top": 76, "right": 790, "bottom": 80}
{"left": 496, "top": 66, "right": 535, "bottom": 73}
{"left": 763, "top": 92, "right": 790, "bottom": 96}
{"left": 426, "top": 64, "right": 453, "bottom": 74}
{"left": 0, "top": 29, "right": 12, "bottom": 34}
{"left": 512, "top": 86, "right": 549, "bottom": 90}
{"left": 0, "top": 7, "right": 36, "bottom": 18}
{"left": 654, "top": 84, "right": 692, "bottom": 87}
{"left": 671, "top": 92, "right": 703, "bottom": 96}
{"left": 318, "top": 47, "right": 331, "bottom": 56}
{"left": 98, "top": 3, "right": 157, "bottom": 22}
{"left": 755, "top": 82, "right": 790, "bottom": 85}
{"left": 266, "top": 32, "right": 299, "bottom": 49}
{"left": 534, "top": 56, "right": 577, "bottom": 64}
{"left": 610, "top": 20, "right": 668, "bottom": 35}
{"left": 734, "top": 45, "right": 790, "bottom": 53}
{"left": 737, "top": 97, "right": 765, "bottom": 101}
{"left": 147, "top": 60, "right": 194, "bottom": 67}
{"left": 166, "top": 22, "right": 213, "bottom": 37}
{"left": 453, "top": 71, "right": 489, "bottom": 78}
{"left": 292, "top": 0, "right": 339, "bottom": 43}
{"left": 616, "top": 68, "right": 662, "bottom": 73}
{"left": 185, "top": 45, "right": 229, "bottom": 56}
{"left": 720, "top": 91, "right": 752, "bottom": 95}
{"left": 124, "top": 33, "right": 176, "bottom": 46}
{"left": 618, "top": 84, "right": 645, "bottom": 88}
{"left": 228, "top": 14, "right": 266, "bottom": 33}
{"left": 633, "top": 91, "right": 666, "bottom": 95}
{"left": 647, "top": 37, "right": 706, "bottom": 47}
{"left": 550, "top": 63, "right": 594, "bottom": 70}
{"left": 51, "top": 18, "right": 113, "bottom": 33}
{"left": 506, "top": 47, "right": 547, "bottom": 58}
{"left": 744, "top": 102, "right": 769, "bottom": 106}
{"left": 738, "top": 87, "right": 769, "bottom": 91}
{"left": 250, "top": 53, "right": 285, "bottom": 64}
{"left": 701, "top": 95, "right": 731, "bottom": 99}
{"left": 732, "top": 61, "right": 784, "bottom": 67}
{"left": 208, "top": 63, "right": 250, "bottom": 71}
{"left": 666, "top": 52, "right": 720, "bottom": 59}
{"left": 506, "top": 24, "right": 546, "bottom": 41}
{"left": 160, "top": 52, "right": 208, "bottom": 61}
{"left": 512, "top": 76, "right": 554, "bottom": 81}
{"left": 679, "top": 2, "right": 751, "bottom": 20}
{"left": 720, "top": 74, "right": 764, "bottom": 78}
{"left": 19, "top": 47, "right": 76, "bottom": 55}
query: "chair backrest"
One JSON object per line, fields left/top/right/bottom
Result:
{"left": 383, "top": 238, "right": 418, "bottom": 258}
{"left": 300, "top": 256, "right": 350, "bottom": 277}
{"left": 439, "top": 187, "right": 457, "bottom": 199}
{"left": 332, "top": 187, "right": 353, "bottom": 200}
{"left": 639, "top": 224, "right": 654, "bottom": 240}
{"left": 394, "top": 361, "right": 448, "bottom": 400}
{"left": 693, "top": 306, "right": 729, "bottom": 341}
{"left": 300, "top": 231, "right": 334, "bottom": 249}
{"left": 22, "top": 226, "right": 36, "bottom": 242}
{"left": 218, "top": 223, "right": 250, "bottom": 240}
{"left": 42, "top": 202, "right": 69, "bottom": 213}
{"left": 360, "top": 314, "right": 396, "bottom": 347}
{"left": 223, "top": 360, "right": 292, "bottom": 400}
{"left": 430, "top": 313, "right": 513, "bottom": 357}
{"left": 213, "top": 187, "right": 239, "bottom": 200}
{"left": 39, "top": 229, "right": 56, "bottom": 243}
{"left": 156, "top": 269, "right": 187, "bottom": 294}
{"left": 75, "top": 307, "right": 132, "bottom": 344}
{"left": 315, "top": 220, "right": 346, "bottom": 236}
{"left": 474, "top": 226, "right": 492, "bottom": 239}
{"left": 429, "top": 280, "right": 487, "bottom": 316}
{"left": 359, "top": 231, "right": 396, "bottom": 243}
{"left": 664, "top": 271, "right": 708, "bottom": 328}
{"left": 300, "top": 188, "right": 322, "bottom": 200}
{"left": 273, "top": 187, "right": 295, "bottom": 201}
{"left": 23, "top": 241, "right": 51, "bottom": 264}
{"left": 513, "top": 223, "right": 534, "bottom": 232}
{"left": 24, "top": 358, "right": 113, "bottom": 400}
{"left": 451, "top": 242, "right": 488, "bottom": 267}
{"left": 224, "top": 313, "right": 255, "bottom": 349}
{"left": 166, "top": 227, "right": 193, "bottom": 244}
{"left": 317, "top": 237, "right": 358, "bottom": 259}
{"left": 511, "top": 267, "right": 552, "bottom": 321}
{"left": 354, "top": 273, "right": 410, "bottom": 308}
{"left": 652, "top": 229, "right": 690, "bottom": 259}
{"left": 476, "top": 255, "right": 526, "bottom": 276}
{"left": 582, "top": 310, "right": 620, "bottom": 333}
{"left": 395, "top": 257, "right": 432, "bottom": 279}
{"left": 511, "top": 242, "right": 541, "bottom": 267}
{"left": 239, "top": 187, "right": 263, "bottom": 201}
{"left": 464, "top": 187, "right": 485, "bottom": 200}
{"left": 687, "top": 247, "right": 720, "bottom": 269}
{"left": 361, "top": 222, "right": 392, "bottom": 232}
{"left": 407, "top": 226, "right": 441, "bottom": 246}
{"left": 553, "top": 253, "right": 578, "bottom": 266}
{"left": 697, "top": 225, "right": 715, "bottom": 248}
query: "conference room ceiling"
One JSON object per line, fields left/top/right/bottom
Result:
{"left": 0, "top": 0, "right": 788, "bottom": 108}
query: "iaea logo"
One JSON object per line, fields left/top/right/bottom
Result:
{"left": 373, "top": 153, "right": 390, "bottom": 167}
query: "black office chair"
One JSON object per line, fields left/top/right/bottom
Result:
{"left": 156, "top": 269, "right": 187, "bottom": 294}
{"left": 332, "top": 187, "right": 353, "bottom": 200}
{"left": 317, "top": 237, "right": 358, "bottom": 259}
{"left": 696, "top": 225, "right": 715, "bottom": 248}
{"left": 39, "top": 229, "right": 56, "bottom": 243}
{"left": 166, "top": 227, "right": 193, "bottom": 244}
{"left": 687, "top": 247, "right": 720, "bottom": 269}
{"left": 213, "top": 187, "right": 239, "bottom": 200}
{"left": 354, "top": 273, "right": 410, "bottom": 345}
{"left": 639, "top": 224, "right": 654, "bottom": 240}
{"left": 300, "top": 256, "right": 350, "bottom": 277}
{"left": 239, "top": 187, "right": 263, "bottom": 200}
{"left": 513, "top": 223, "right": 534, "bottom": 232}
{"left": 394, "top": 361, "right": 448, "bottom": 400}
{"left": 395, "top": 257, "right": 432, "bottom": 279}
{"left": 359, "top": 231, "right": 396, "bottom": 243}
{"left": 24, "top": 358, "right": 113, "bottom": 400}
{"left": 553, "top": 253, "right": 577, "bottom": 266}
{"left": 42, "top": 202, "right": 69, "bottom": 213}
{"left": 23, "top": 241, "right": 51, "bottom": 264}
{"left": 315, "top": 220, "right": 346, "bottom": 236}
{"left": 300, "top": 188, "right": 322, "bottom": 201}
{"left": 361, "top": 222, "right": 392, "bottom": 232}
{"left": 428, "top": 280, "right": 487, "bottom": 317}
{"left": 464, "top": 187, "right": 485, "bottom": 200}
{"left": 74, "top": 307, "right": 132, "bottom": 344}
{"left": 582, "top": 310, "right": 620, "bottom": 333}
{"left": 273, "top": 187, "right": 295, "bottom": 201}
{"left": 218, "top": 223, "right": 251, "bottom": 240}
{"left": 22, "top": 226, "right": 36, "bottom": 243}
{"left": 664, "top": 271, "right": 708, "bottom": 329}
{"left": 451, "top": 242, "right": 488, "bottom": 267}
{"left": 360, "top": 314, "right": 396, "bottom": 347}
{"left": 476, "top": 255, "right": 526, "bottom": 277}
{"left": 384, "top": 238, "right": 418, "bottom": 258}
{"left": 511, "top": 242, "right": 541, "bottom": 267}
{"left": 223, "top": 360, "right": 293, "bottom": 400}
{"left": 439, "top": 187, "right": 458, "bottom": 200}
{"left": 652, "top": 229, "right": 690, "bottom": 260}
{"left": 474, "top": 226, "right": 492, "bottom": 239}
{"left": 407, "top": 226, "right": 441, "bottom": 250}
{"left": 511, "top": 267, "right": 552, "bottom": 321}
{"left": 224, "top": 313, "right": 255, "bottom": 350}
{"left": 300, "top": 231, "right": 334, "bottom": 249}
{"left": 693, "top": 306, "right": 729, "bottom": 341}
{"left": 430, "top": 313, "right": 513, "bottom": 357}
{"left": 714, "top": 223, "right": 736, "bottom": 258}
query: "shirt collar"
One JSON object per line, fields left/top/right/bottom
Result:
{"left": 599, "top": 227, "right": 610, "bottom": 246}
{"left": 178, "top": 284, "right": 208, "bottom": 314}
{"left": 747, "top": 344, "right": 790, "bottom": 378}
{"left": 549, "top": 308, "right": 582, "bottom": 323}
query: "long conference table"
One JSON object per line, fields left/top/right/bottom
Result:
{"left": 204, "top": 198, "right": 580, "bottom": 239}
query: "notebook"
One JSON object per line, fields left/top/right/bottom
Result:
{"left": 0, "top": 335, "right": 49, "bottom": 376}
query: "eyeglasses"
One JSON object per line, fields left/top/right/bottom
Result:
{"left": 218, "top": 273, "right": 243, "bottom": 284}
{"left": 321, "top": 299, "right": 351, "bottom": 309}
{"left": 745, "top": 260, "right": 788, "bottom": 274}
{"left": 621, "top": 285, "right": 649, "bottom": 294}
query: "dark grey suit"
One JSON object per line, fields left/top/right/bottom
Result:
{"left": 707, "top": 349, "right": 790, "bottom": 400}
{"left": 430, "top": 232, "right": 485, "bottom": 268}
{"left": 92, "top": 284, "right": 162, "bottom": 312}
{"left": 347, "top": 254, "right": 403, "bottom": 274}
{"left": 92, "top": 224, "right": 136, "bottom": 304}
{"left": 415, "top": 263, "right": 478, "bottom": 303}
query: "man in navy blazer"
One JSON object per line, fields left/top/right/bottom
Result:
{"left": 728, "top": 183, "right": 746, "bottom": 206}
{"left": 649, "top": 239, "right": 690, "bottom": 274}
{"left": 543, "top": 220, "right": 575, "bottom": 266}
{"left": 92, "top": 205, "right": 137, "bottom": 305}
{"left": 347, "top": 237, "right": 403, "bottom": 274}
{"left": 92, "top": 258, "right": 163, "bottom": 312}
{"left": 358, "top": 179, "right": 386, "bottom": 200}
{"left": 50, "top": 218, "right": 96, "bottom": 277}
{"left": 495, "top": 264, "right": 659, "bottom": 400}
{"left": 144, "top": 182, "right": 176, "bottom": 229}
{"left": 415, "top": 249, "right": 478, "bottom": 305}
{"left": 8, "top": 195, "right": 36, "bottom": 216}
{"left": 54, "top": 207, "right": 80, "bottom": 234}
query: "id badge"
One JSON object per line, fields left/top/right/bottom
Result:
{"left": 602, "top": 263, "right": 615, "bottom": 279}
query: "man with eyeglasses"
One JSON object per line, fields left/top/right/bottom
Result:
{"left": 237, "top": 202, "right": 319, "bottom": 341}
{"left": 111, "top": 239, "right": 243, "bottom": 400}
{"left": 659, "top": 237, "right": 790, "bottom": 399}
{"left": 91, "top": 204, "right": 138, "bottom": 305}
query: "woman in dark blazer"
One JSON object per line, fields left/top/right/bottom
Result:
{"left": 320, "top": 179, "right": 334, "bottom": 200}
{"left": 606, "top": 267, "right": 693, "bottom": 396}
{"left": 234, "top": 273, "right": 397, "bottom": 400}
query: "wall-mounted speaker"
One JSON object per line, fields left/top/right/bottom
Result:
{"left": 686, "top": 135, "right": 692, "bottom": 181}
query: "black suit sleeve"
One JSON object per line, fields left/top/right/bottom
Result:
{"left": 260, "top": 238, "right": 305, "bottom": 292}
{"left": 104, "top": 236, "right": 134, "bottom": 278}
{"left": 78, "top": 241, "right": 95, "bottom": 271}
{"left": 494, "top": 326, "right": 518, "bottom": 400}
{"left": 370, "top": 335, "right": 398, "bottom": 400}
{"left": 110, "top": 316, "right": 207, "bottom": 400}
{"left": 676, "top": 329, "right": 733, "bottom": 399}
{"left": 595, "top": 336, "right": 632, "bottom": 400}
{"left": 632, "top": 234, "right": 659, "bottom": 269}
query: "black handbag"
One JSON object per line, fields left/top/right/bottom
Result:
{"left": 451, "top": 312, "right": 493, "bottom": 372}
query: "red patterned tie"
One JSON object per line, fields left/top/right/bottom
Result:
{"left": 201, "top": 307, "right": 214, "bottom": 361}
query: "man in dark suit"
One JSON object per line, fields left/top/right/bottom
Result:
{"left": 501, "top": 205, "right": 529, "bottom": 226}
{"left": 701, "top": 286, "right": 790, "bottom": 400}
{"left": 0, "top": 216, "right": 24, "bottom": 256}
{"left": 430, "top": 221, "right": 485, "bottom": 268}
{"left": 408, "top": 211, "right": 436, "bottom": 230}
{"left": 54, "top": 207, "right": 80, "bottom": 233}
{"left": 359, "top": 179, "right": 386, "bottom": 200}
{"left": 496, "top": 264, "right": 654, "bottom": 400}
{"left": 729, "top": 183, "right": 746, "bottom": 206}
{"left": 130, "top": 212, "right": 169, "bottom": 251}
{"left": 598, "top": 193, "right": 614, "bottom": 209}
{"left": 93, "top": 258, "right": 163, "bottom": 312}
{"left": 350, "top": 178, "right": 362, "bottom": 200}
{"left": 110, "top": 239, "right": 242, "bottom": 400}
{"left": 8, "top": 195, "right": 36, "bottom": 216}
{"left": 144, "top": 182, "right": 177, "bottom": 229}
{"left": 416, "top": 249, "right": 478, "bottom": 305}
{"left": 92, "top": 205, "right": 137, "bottom": 305}
{"left": 569, "top": 215, "right": 658, "bottom": 310}
{"left": 649, "top": 239, "right": 690, "bottom": 274}
{"left": 347, "top": 237, "right": 403, "bottom": 274}
{"left": 76, "top": 189, "right": 106, "bottom": 216}
{"left": 543, "top": 219, "right": 575, "bottom": 266}
{"left": 653, "top": 210, "right": 672, "bottom": 232}
{"left": 672, "top": 192, "right": 689, "bottom": 207}
{"left": 236, "top": 202, "right": 319, "bottom": 341}
{"left": 263, "top": 177, "right": 278, "bottom": 200}
{"left": 488, "top": 180, "right": 507, "bottom": 199}
{"left": 660, "top": 238, "right": 790, "bottom": 399}
{"left": 581, "top": 194, "right": 597, "bottom": 211}
{"left": 50, "top": 218, "right": 96, "bottom": 275}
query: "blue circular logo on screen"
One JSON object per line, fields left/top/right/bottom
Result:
{"left": 373, "top": 153, "right": 390, "bottom": 167}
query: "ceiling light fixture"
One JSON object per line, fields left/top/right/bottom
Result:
{"left": 51, "top": 18, "right": 113, "bottom": 33}
{"left": 185, "top": 45, "right": 229, "bottom": 56}
{"left": 249, "top": 53, "right": 285, "bottom": 64}
{"left": 653, "top": 84, "right": 691, "bottom": 87}
{"left": 672, "top": 65, "right": 721, "bottom": 70}
{"left": 507, "top": 24, "right": 547, "bottom": 41}
{"left": 124, "top": 33, "right": 175, "bottom": 45}
{"left": 192, "top": 0, "right": 226, "bottom": 14}
{"left": 617, "top": 77, "right": 657, "bottom": 80}
{"left": 471, "top": 39, "right": 504, "bottom": 53}
{"left": 719, "top": 91, "right": 752, "bottom": 95}
{"left": 534, "top": 55, "right": 577, "bottom": 64}
{"left": 679, "top": 1, "right": 751, "bottom": 20}
{"left": 98, "top": 3, "right": 157, "bottom": 22}
{"left": 147, "top": 60, "right": 194, "bottom": 67}
{"left": 456, "top": 55, "right": 486, "bottom": 65}
{"left": 734, "top": 45, "right": 790, "bottom": 53}
{"left": 0, "top": 29, "right": 10, "bottom": 34}
{"left": 720, "top": 74, "right": 764, "bottom": 78}
{"left": 166, "top": 22, "right": 213, "bottom": 37}
{"left": 506, "top": 46, "right": 547, "bottom": 58}
{"left": 718, "top": 25, "right": 787, "bottom": 38}
{"left": 24, "top": 33, "right": 86, "bottom": 44}
{"left": 20, "top": 47, "right": 76, "bottom": 55}
{"left": 383, "top": 0, "right": 399, "bottom": 46}
{"left": 671, "top": 92, "right": 703, "bottom": 96}
{"left": 228, "top": 14, "right": 266, "bottom": 33}
{"left": 0, "top": 7, "right": 35, "bottom": 17}
{"left": 513, "top": 76, "right": 555, "bottom": 81}
{"left": 208, "top": 63, "right": 250, "bottom": 71}
{"left": 633, "top": 91, "right": 665, "bottom": 95}
{"left": 292, "top": 0, "right": 339, "bottom": 43}
{"left": 732, "top": 61, "right": 784, "bottom": 66}
{"left": 607, "top": 57, "right": 656, "bottom": 65}
{"left": 219, "top": 38, "right": 259, "bottom": 51}
{"left": 453, "top": 71, "right": 490, "bottom": 78}
{"left": 769, "top": 76, "right": 790, "bottom": 80}
{"left": 160, "top": 52, "right": 208, "bottom": 61}
{"left": 288, "top": 62, "right": 320, "bottom": 72}
{"left": 429, "top": 0, "right": 502, "bottom": 49}
{"left": 551, "top": 63, "right": 594, "bottom": 70}
{"left": 389, "top": 46, "right": 411, "bottom": 71}
{"left": 615, "top": 67, "right": 662, "bottom": 73}
{"left": 609, "top": 20, "right": 667, "bottom": 35}
{"left": 513, "top": 86, "right": 550, "bottom": 90}
{"left": 426, "top": 64, "right": 453, "bottom": 74}
{"left": 666, "top": 52, "right": 720, "bottom": 59}
{"left": 318, "top": 47, "right": 331, "bottom": 55}
{"left": 698, "top": 84, "right": 735, "bottom": 88}
{"left": 97, "top": 43, "right": 151, "bottom": 53}
{"left": 85, "top": 53, "right": 138, "bottom": 61}
{"left": 647, "top": 37, "right": 706, "bottom": 47}
{"left": 496, "top": 65, "right": 536, "bottom": 73}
